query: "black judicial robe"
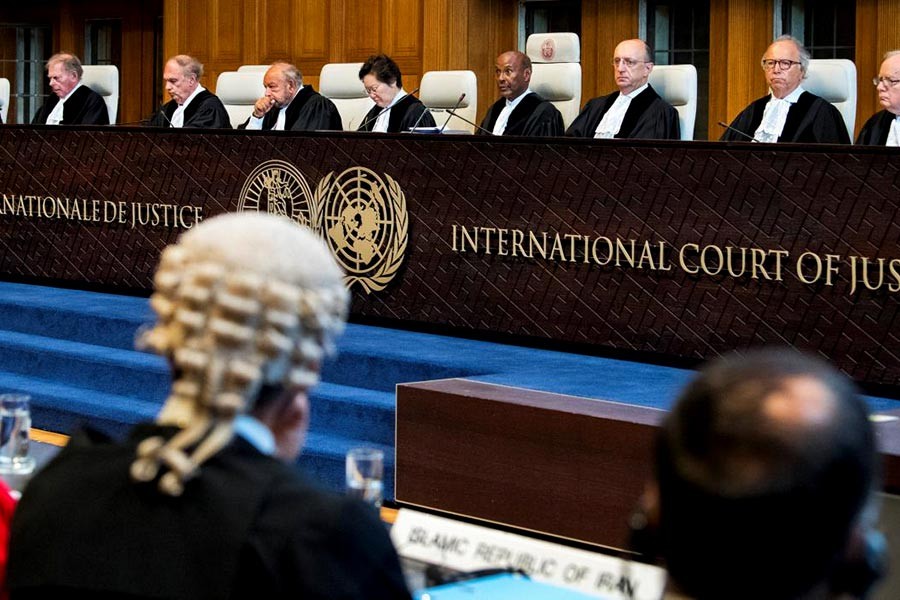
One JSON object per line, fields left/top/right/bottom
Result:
{"left": 238, "top": 86, "right": 342, "bottom": 131}
{"left": 719, "top": 91, "right": 850, "bottom": 144}
{"left": 566, "top": 85, "right": 680, "bottom": 140}
{"left": 150, "top": 89, "right": 232, "bottom": 129}
{"left": 31, "top": 85, "right": 109, "bottom": 125}
{"left": 357, "top": 94, "right": 435, "bottom": 132}
{"left": 8, "top": 424, "right": 412, "bottom": 599}
{"left": 479, "top": 92, "right": 564, "bottom": 137}
{"left": 855, "top": 110, "right": 898, "bottom": 146}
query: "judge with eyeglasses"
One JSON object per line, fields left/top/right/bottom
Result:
{"left": 720, "top": 35, "right": 850, "bottom": 144}
{"left": 856, "top": 51, "right": 900, "bottom": 146}
{"left": 566, "top": 39, "right": 680, "bottom": 140}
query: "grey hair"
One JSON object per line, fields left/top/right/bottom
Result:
{"left": 272, "top": 61, "right": 303, "bottom": 87}
{"left": 884, "top": 50, "right": 900, "bottom": 60}
{"left": 47, "top": 53, "right": 83, "bottom": 80}
{"left": 770, "top": 34, "right": 810, "bottom": 77}
{"left": 169, "top": 54, "right": 204, "bottom": 80}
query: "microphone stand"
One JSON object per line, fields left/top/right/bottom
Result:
{"left": 717, "top": 121, "right": 758, "bottom": 142}
{"left": 438, "top": 93, "right": 467, "bottom": 134}
{"left": 444, "top": 107, "right": 495, "bottom": 136}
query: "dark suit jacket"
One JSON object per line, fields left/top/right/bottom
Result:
{"left": 31, "top": 85, "right": 109, "bottom": 125}
{"left": 239, "top": 86, "right": 342, "bottom": 131}
{"left": 720, "top": 91, "right": 850, "bottom": 144}
{"left": 479, "top": 92, "right": 564, "bottom": 137}
{"left": 8, "top": 424, "right": 411, "bottom": 600}
{"left": 150, "top": 89, "right": 232, "bottom": 129}
{"left": 565, "top": 85, "right": 680, "bottom": 140}
{"left": 357, "top": 94, "right": 434, "bottom": 132}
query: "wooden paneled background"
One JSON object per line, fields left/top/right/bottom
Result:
{"left": 2, "top": 0, "right": 900, "bottom": 138}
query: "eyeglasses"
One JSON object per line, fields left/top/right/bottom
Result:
{"left": 761, "top": 59, "right": 801, "bottom": 71}
{"left": 364, "top": 83, "right": 384, "bottom": 95}
{"left": 873, "top": 76, "right": 900, "bottom": 88}
{"left": 612, "top": 58, "right": 647, "bottom": 69}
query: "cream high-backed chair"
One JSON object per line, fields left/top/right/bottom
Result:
{"left": 418, "top": 70, "right": 478, "bottom": 133}
{"left": 0, "top": 78, "right": 9, "bottom": 124}
{"left": 81, "top": 65, "right": 119, "bottom": 123}
{"left": 236, "top": 65, "right": 270, "bottom": 73}
{"left": 804, "top": 58, "right": 857, "bottom": 139}
{"left": 318, "top": 62, "right": 374, "bottom": 131}
{"left": 525, "top": 32, "right": 581, "bottom": 129}
{"left": 215, "top": 71, "right": 266, "bottom": 128}
{"left": 648, "top": 64, "right": 698, "bottom": 141}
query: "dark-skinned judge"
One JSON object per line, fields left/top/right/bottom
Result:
{"left": 480, "top": 51, "right": 564, "bottom": 137}
{"left": 720, "top": 36, "right": 849, "bottom": 144}
{"left": 150, "top": 55, "right": 231, "bottom": 129}
{"left": 856, "top": 50, "right": 900, "bottom": 146}
{"left": 240, "top": 62, "right": 342, "bottom": 131}
{"left": 32, "top": 53, "right": 109, "bottom": 126}
{"left": 566, "top": 39, "right": 679, "bottom": 140}
{"left": 357, "top": 54, "right": 434, "bottom": 133}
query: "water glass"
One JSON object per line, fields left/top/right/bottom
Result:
{"left": 346, "top": 447, "right": 384, "bottom": 509}
{"left": 0, "top": 394, "right": 35, "bottom": 475}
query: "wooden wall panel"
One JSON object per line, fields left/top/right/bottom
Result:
{"left": 580, "top": 0, "right": 639, "bottom": 104}
{"left": 857, "top": 0, "right": 900, "bottom": 138}
{"left": 258, "top": 0, "right": 292, "bottom": 60}
{"left": 708, "top": 0, "right": 772, "bottom": 139}
{"left": 211, "top": 0, "right": 243, "bottom": 63}
{"left": 343, "top": 0, "right": 382, "bottom": 62}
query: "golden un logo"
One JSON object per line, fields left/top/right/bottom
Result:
{"left": 239, "top": 161, "right": 407, "bottom": 294}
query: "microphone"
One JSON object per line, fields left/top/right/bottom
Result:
{"left": 444, "top": 107, "right": 495, "bottom": 136}
{"left": 358, "top": 87, "right": 420, "bottom": 131}
{"left": 407, "top": 103, "right": 434, "bottom": 131}
{"left": 717, "top": 121, "right": 757, "bottom": 142}
{"left": 438, "top": 93, "right": 467, "bottom": 134}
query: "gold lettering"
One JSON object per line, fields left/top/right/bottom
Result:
{"left": 511, "top": 229, "right": 527, "bottom": 257}
{"left": 615, "top": 239, "right": 635, "bottom": 267}
{"left": 530, "top": 231, "right": 547, "bottom": 259}
{"left": 700, "top": 245, "right": 723, "bottom": 276}
{"left": 497, "top": 228, "right": 509, "bottom": 256}
{"left": 479, "top": 227, "right": 495, "bottom": 254}
{"left": 549, "top": 233, "right": 566, "bottom": 261}
{"left": 657, "top": 242, "right": 672, "bottom": 271}
{"left": 637, "top": 241, "right": 657, "bottom": 270}
{"left": 679, "top": 243, "right": 699, "bottom": 274}
{"left": 459, "top": 226, "right": 478, "bottom": 252}
{"left": 591, "top": 236, "right": 613, "bottom": 266}
{"left": 889, "top": 259, "right": 900, "bottom": 293}
{"left": 796, "top": 251, "right": 823, "bottom": 284}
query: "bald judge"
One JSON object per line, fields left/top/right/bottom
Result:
{"left": 856, "top": 51, "right": 900, "bottom": 146}
{"left": 240, "top": 62, "right": 342, "bottom": 131}
{"left": 566, "top": 39, "right": 679, "bottom": 140}
{"left": 479, "top": 51, "right": 564, "bottom": 137}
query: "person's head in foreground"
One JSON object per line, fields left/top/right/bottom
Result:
{"left": 134, "top": 211, "right": 349, "bottom": 495}
{"left": 640, "top": 348, "right": 884, "bottom": 600}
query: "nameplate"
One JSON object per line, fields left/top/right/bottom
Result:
{"left": 391, "top": 509, "right": 666, "bottom": 599}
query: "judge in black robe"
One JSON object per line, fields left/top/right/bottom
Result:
{"left": 719, "top": 91, "right": 850, "bottom": 144}
{"left": 357, "top": 54, "right": 435, "bottom": 132}
{"left": 240, "top": 85, "right": 341, "bottom": 131}
{"left": 479, "top": 92, "right": 564, "bottom": 136}
{"left": 566, "top": 85, "right": 679, "bottom": 139}
{"left": 149, "top": 89, "right": 231, "bottom": 129}
{"left": 856, "top": 110, "right": 899, "bottom": 145}
{"left": 357, "top": 93, "right": 433, "bottom": 132}
{"left": 239, "top": 62, "right": 342, "bottom": 131}
{"left": 150, "top": 55, "right": 231, "bottom": 129}
{"left": 32, "top": 84, "right": 109, "bottom": 126}
{"left": 479, "top": 50, "right": 564, "bottom": 137}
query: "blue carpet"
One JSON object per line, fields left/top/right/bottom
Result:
{"left": 1, "top": 281, "right": 898, "bottom": 495}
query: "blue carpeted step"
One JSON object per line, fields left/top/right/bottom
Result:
{"left": 297, "top": 431, "right": 396, "bottom": 497}
{"left": 308, "top": 382, "right": 397, "bottom": 446}
{"left": 0, "top": 370, "right": 162, "bottom": 438}
{"left": 0, "top": 282, "right": 152, "bottom": 350}
{"left": 0, "top": 329, "right": 170, "bottom": 402}
{"left": 321, "top": 350, "right": 479, "bottom": 392}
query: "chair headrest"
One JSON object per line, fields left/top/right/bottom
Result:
{"left": 529, "top": 64, "right": 581, "bottom": 101}
{"left": 237, "top": 65, "right": 270, "bottom": 73}
{"left": 0, "top": 78, "right": 9, "bottom": 108}
{"left": 804, "top": 59, "right": 856, "bottom": 103}
{"left": 420, "top": 71, "right": 476, "bottom": 108}
{"left": 319, "top": 63, "right": 367, "bottom": 99}
{"left": 526, "top": 32, "right": 580, "bottom": 64}
{"left": 215, "top": 71, "right": 265, "bottom": 104}
{"left": 80, "top": 65, "right": 118, "bottom": 96}
{"left": 648, "top": 65, "right": 697, "bottom": 107}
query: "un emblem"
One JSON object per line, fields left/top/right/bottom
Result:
{"left": 238, "top": 160, "right": 316, "bottom": 228}
{"left": 316, "top": 167, "right": 408, "bottom": 294}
